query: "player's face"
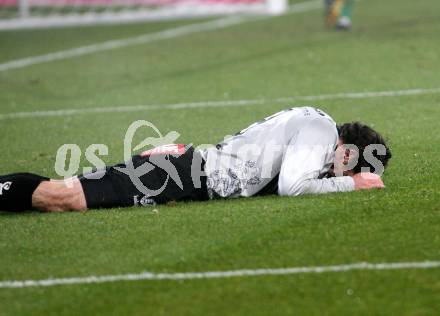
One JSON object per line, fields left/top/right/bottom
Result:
{"left": 333, "top": 140, "right": 353, "bottom": 176}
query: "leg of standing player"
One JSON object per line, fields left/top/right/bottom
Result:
{"left": 336, "top": 0, "right": 354, "bottom": 30}
{"left": 324, "top": 0, "right": 355, "bottom": 30}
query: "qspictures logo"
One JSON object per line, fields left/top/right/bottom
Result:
{"left": 54, "top": 120, "right": 186, "bottom": 196}
{"left": 54, "top": 119, "right": 388, "bottom": 198}
{"left": 114, "top": 120, "right": 184, "bottom": 197}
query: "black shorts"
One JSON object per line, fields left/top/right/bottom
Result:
{"left": 79, "top": 145, "right": 208, "bottom": 209}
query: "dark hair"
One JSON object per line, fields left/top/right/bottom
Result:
{"left": 337, "top": 122, "right": 392, "bottom": 174}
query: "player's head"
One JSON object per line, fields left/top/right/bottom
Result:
{"left": 334, "top": 122, "right": 392, "bottom": 176}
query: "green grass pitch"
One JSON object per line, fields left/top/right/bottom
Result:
{"left": 1, "top": 0, "right": 440, "bottom": 314}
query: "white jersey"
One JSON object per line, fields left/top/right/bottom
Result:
{"left": 199, "top": 107, "right": 355, "bottom": 198}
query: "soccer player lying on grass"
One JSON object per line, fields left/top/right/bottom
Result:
{"left": 0, "top": 107, "right": 391, "bottom": 213}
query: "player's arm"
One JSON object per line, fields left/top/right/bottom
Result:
{"left": 278, "top": 118, "right": 355, "bottom": 196}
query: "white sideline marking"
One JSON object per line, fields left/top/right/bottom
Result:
{"left": 1, "top": 260, "right": 439, "bottom": 289}
{"left": 0, "top": 0, "right": 322, "bottom": 73}
{"left": 0, "top": 16, "right": 245, "bottom": 73}
{"left": 0, "top": 87, "right": 439, "bottom": 120}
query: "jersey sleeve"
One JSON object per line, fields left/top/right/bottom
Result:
{"left": 277, "top": 118, "right": 355, "bottom": 196}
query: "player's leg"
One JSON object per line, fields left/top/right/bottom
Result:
{"left": 336, "top": 0, "right": 354, "bottom": 30}
{"left": 1, "top": 145, "right": 207, "bottom": 212}
{"left": 325, "top": 0, "right": 341, "bottom": 27}
{"left": 0, "top": 173, "right": 87, "bottom": 212}
{"left": 0, "top": 164, "right": 146, "bottom": 212}
{"left": 77, "top": 146, "right": 208, "bottom": 208}
{"left": 32, "top": 179, "right": 87, "bottom": 212}
{"left": 340, "top": 0, "right": 354, "bottom": 19}
{"left": 0, "top": 173, "right": 49, "bottom": 212}
{"left": 325, "top": 0, "right": 354, "bottom": 30}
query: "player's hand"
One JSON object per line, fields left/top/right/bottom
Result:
{"left": 352, "top": 172, "right": 385, "bottom": 190}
